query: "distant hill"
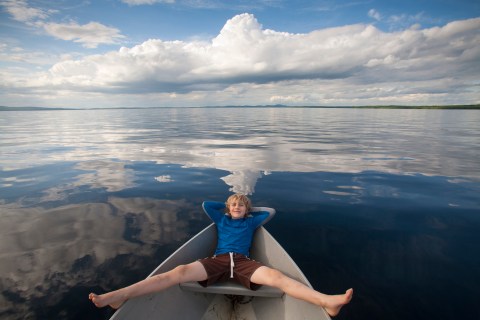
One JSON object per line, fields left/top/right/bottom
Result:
{"left": 1, "top": 104, "right": 479, "bottom": 111}
{"left": 350, "top": 104, "right": 480, "bottom": 109}
{"left": 0, "top": 106, "right": 74, "bottom": 111}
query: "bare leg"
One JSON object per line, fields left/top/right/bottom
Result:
{"left": 250, "top": 266, "right": 353, "bottom": 317}
{"left": 89, "top": 261, "right": 207, "bottom": 309}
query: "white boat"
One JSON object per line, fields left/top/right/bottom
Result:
{"left": 110, "top": 207, "right": 331, "bottom": 320}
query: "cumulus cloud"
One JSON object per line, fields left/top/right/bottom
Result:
{"left": 45, "top": 15, "right": 480, "bottom": 87}
{"left": 3, "top": 13, "right": 480, "bottom": 106}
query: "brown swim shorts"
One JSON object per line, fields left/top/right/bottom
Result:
{"left": 198, "top": 252, "right": 264, "bottom": 290}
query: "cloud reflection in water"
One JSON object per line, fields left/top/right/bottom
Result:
{"left": 2, "top": 108, "right": 479, "bottom": 195}
{"left": 0, "top": 108, "right": 479, "bottom": 319}
{"left": 0, "top": 197, "right": 202, "bottom": 319}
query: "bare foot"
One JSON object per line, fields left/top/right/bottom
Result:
{"left": 89, "top": 292, "right": 125, "bottom": 309}
{"left": 324, "top": 288, "right": 353, "bottom": 317}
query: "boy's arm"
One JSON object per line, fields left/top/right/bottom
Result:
{"left": 202, "top": 201, "right": 226, "bottom": 223}
{"left": 250, "top": 207, "right": 276, "bottom": 226}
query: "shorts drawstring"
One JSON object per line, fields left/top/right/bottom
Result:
{"left": 229, "top": 252, "right": 234, "bottom": 278}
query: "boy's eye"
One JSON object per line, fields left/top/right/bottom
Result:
{"left": 230, "top": 202, "right": 244, "bottom": 207}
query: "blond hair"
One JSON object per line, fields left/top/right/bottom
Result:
{"left": 225, "top": 194, "right": 252, "bottom": 215}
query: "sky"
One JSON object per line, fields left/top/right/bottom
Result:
{"left": 0, "top": 0, "right": 479, "bottom": 108}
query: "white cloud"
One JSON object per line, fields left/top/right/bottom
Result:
{"left": 2, "top": 13, "right": 479, "bottom": 107}
{"left": 42, "top": 21, "right": 125, "bottom": 48}
{"left": 0, "top": 0, "right": 125, "bottom": 48}
{"left": 0, "top": 45, "right": 59, "bottom": 65}
{"left": 367, "top": 8, "right": 436, "bottom": 31}
{"left": 1, "top": 0, "right": 52, "bottom": 24}
{"left": 368, "top": 9, "right": 381, "bottom": 21}
{"left": 269, "top": 94, "right": 308, "bottom": 103}
{"left": 49, "top": 15, "right": 480, "bottom": 84}
{"left": 387, "top": 12, "right": 426, "bottom": 29}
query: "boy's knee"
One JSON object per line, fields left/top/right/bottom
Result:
{"left": 172, "top": 264, "right": 191, "bottom": 281}
{"left": 264, "top": 268, "right": 285, "bottom": 285}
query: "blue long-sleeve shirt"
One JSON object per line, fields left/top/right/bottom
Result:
{"left": 202, "top": 201, "right": 273, "bottom": 257}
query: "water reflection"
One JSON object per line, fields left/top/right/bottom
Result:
{"left": 0, "top": 196, "right": 205, "bottom": 319}
{"left": 221, "top": 170, "right": 265, "bottom": 194}
{"left": 0, "top": 108, "right": 479, "bottom": 319}
{"left": 1, "top": 108, "right": 479, "bottom": 195}
{"left": 74, "top": 161, "right": 136, "bottom": 192}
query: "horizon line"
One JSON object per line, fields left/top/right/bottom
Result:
{"left": 1, "top": 104, "right": 480, "bottom": 111}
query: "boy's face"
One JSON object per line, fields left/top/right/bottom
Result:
{"left": 228, "top": 200, "right": 247, "bottom": 219}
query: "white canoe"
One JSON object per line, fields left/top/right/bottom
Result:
{"left": 110, "top": 210, "right": 331, "bottom": 320}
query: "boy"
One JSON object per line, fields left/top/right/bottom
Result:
{"left": 89, "top": 194, "right": 353, "bottom": 317}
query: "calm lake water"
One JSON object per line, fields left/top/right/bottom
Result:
{"left": 0, "top": 107, "right": 479, "bottom": 320}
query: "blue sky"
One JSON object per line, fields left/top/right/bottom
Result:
{"left": 0, "top": 0, "right": 479, "bottom": 108}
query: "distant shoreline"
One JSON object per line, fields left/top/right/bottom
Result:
{"left": 1, "top": 104, "right": 479, "bottom": 111}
